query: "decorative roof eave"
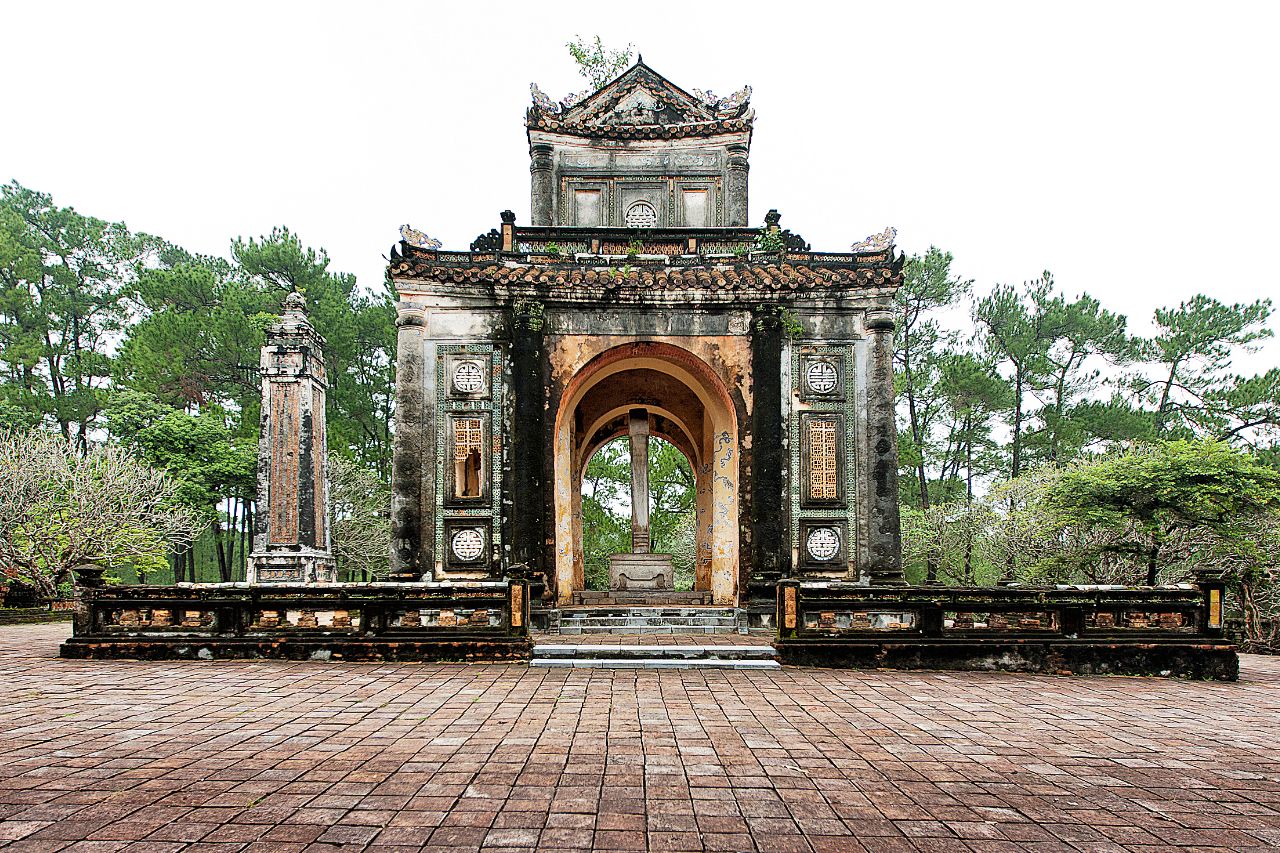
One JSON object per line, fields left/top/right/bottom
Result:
{"left": 526, "top": 114, "right": 753, "bottom": 141}
{"left": 391, "top": 275, "right": 900, "bottom": 309}
{"left": 386, "top": 245, "right": 904, "bottom": 299}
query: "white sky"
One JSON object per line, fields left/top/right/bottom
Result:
{"left": 4, "top": 1, "right": 1278, "bottom": 351}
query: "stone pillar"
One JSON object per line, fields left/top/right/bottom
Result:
{"left": 530, "top": 143, "right": 554, "bottom": 226}
{"left": 390, "top": 307, "right": 427, "bottom": 580}
{"left": 510, "top": 303, "right": 546, "bottom": 584}
{"left": 726, "top": 143, "right": 750, "bottom": 226}
{"left": 865, "top": 308, "right": 905, "bottom": 585}
{"left": 628, "top": 409, "right": 650, "bottom": 553}
{"left": 750, "top": 308, "right": 788, "bottom": 583}
{"left": 249, "top": 291, "right": 336, "bottom": 584}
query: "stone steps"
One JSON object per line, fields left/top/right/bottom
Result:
{"left": 531, "top": 642, "right": 779, "bottom": 669}
{"left": 572, "top": 590, "right": 714, "bottom": 607}
{"left": 555, "top": 607, "right": 744, "bottom": 635}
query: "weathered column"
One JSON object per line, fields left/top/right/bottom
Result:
{"left": 726, "top": 143, "right": 750, "bottom": 226}
{"left": 628, "top": 409, "right": 650, "bottom": 553}
{"left": 510, "top": 302, "right": 546, "bottom": 582}
{"left": 865, "top": 308, "right": 905, "bottom": 585}
{"left": 530, "top": 143, "right": 554, "bottom": 226}
{"left": 750, "top": 308, "right": 788, "bottom": 583}
{"left": 389, "top": 306, "right": 427, "bottom": 580}
{"left": 248, "top": 291, "right": 336, "bottom": 583}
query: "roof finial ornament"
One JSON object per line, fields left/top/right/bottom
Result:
{"left": 637, "top": 53, "right": 643, "bottom": 64}
{"left": 851, "top": 226, "right": 897, "bottom": 254}
{"left": 400, "top": 224, "right": 442, "bottom": 251}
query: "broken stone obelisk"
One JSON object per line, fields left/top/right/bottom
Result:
{"left": 248, "top": 290, "right": 337, "bottom": 584}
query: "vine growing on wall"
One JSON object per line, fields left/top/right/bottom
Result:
{"left": 777, "top": 306, "right": 805, "bottom": 340}
{"left": 513, "top": 298, "right": 545, "bottom": 332}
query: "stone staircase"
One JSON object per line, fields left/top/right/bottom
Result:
{"left": 554, "top": 606, "right": 744, "bottom": 635}
{"left": 571, "top": 590, "right": 714, "bottom": 607}
{"left": 531, "top": 642, "right": 779, "bottom": 669}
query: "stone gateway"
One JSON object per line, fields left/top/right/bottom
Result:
{"left": 387, "top": 60, "right": 906, "bottom": 625}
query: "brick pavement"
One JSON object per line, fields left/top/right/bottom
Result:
{"left": 0, "top": 622, "right": 1278, "bottom": 852}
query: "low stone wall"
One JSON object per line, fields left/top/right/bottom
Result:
{"left": 776, "top": 581, "right": 1237, "bottom": 680}
{"left": 0, "top": 606, "right": 75, "bottom": 626}
{"left": 60, "top": 581, "right": 532, "bottom": 662}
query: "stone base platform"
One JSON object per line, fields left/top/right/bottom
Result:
{"left": 608, "top": 553, "right": 674, "bottom": 590}
{"left": 776, "top": 638, "right": 1240, "bottom": 679}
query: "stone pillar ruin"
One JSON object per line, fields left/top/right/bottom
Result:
{"left": 248, "top": 291, "right": 336, "bottom": 584}
{"left": 865, "top": 308, "right": 905, "bottom": 585}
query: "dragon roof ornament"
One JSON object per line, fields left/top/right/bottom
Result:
{"left": 851, "top": 226, "right": 897, "bottom": 254}
{"left": 692, "top": 84, "right": 753, "bottom": 118}
{"left": 400, "top": 224, "right": 442, "bottom": 251}
{"left": 530, "top": 82, "right": 562, "bottom": 115}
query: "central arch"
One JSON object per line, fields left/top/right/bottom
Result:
{"left": 553, "top": 342, "right": 740, "bottom": 606}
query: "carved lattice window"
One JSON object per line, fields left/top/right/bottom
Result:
{"left": 807, "top": 419, "right": 839, "bottom": 500}
{"left": 625, "top": 200, "right": 657, "bottom": 228}
{"left": 454, "top": 417, "right": 484, "bottom": 498}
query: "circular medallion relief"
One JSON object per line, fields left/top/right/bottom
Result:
{"left": 450, "top": 528, "right": 485, "bottom": 562}
{"left": 806, "top": 527, "right": 841, "bottom": 562}
{"left": 625, "top": 200, "right": 657, "bottom": 228}
{"left": 805, "top": 361, "right": 839, "bottom": 395}
{"left": 452, "top": 360, "right": 485, "bottom": 394}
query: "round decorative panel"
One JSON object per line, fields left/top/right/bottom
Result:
{"left": 450, "top": 528, "right": 485, "bottom": 562}
{"left": 806, "top": 527, "right": 841, "bottom": 562}
{"left": 805, "top": 361, "right": 839, "bottom": 395}
{"left": 625, "top": 200, "right": 657, "bottom": 228}
{"left": 452, "top": 361, "right": 485, "bottom": 394}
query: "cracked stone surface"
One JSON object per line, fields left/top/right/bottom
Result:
{"left": 1, "top": 623, "right": 1278, "bottom": 852}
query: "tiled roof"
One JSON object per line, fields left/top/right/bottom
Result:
{"left": 390, "top": 248, "right": 903, "bottom": 295}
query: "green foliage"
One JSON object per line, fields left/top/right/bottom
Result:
{"left": 544, "top": 241, "right": 561, "bottom": 257}
{"left": 894, "top": 247, "right": 974, "bottom": 516}
{"left": 1133, "top": 294, "right": 1275, "bottom": 438}
{"left": 755, "top": 229, "right": 785, "bottom": 254}
{"left": 776, "top": 307, "right": 804, "bottom": 340}
{"left": 0, "top": 182, "right": 161, "bottom": 445}
{"left": 566, "top": 35, "right": 634, "bottom": 90}
{"left": 1039, "top": 440, "right": 1280, "bottom": 584}
{"left": 0, "top": 429, "right": 198, "bottom": 599}
{"left": 903, "top": 440, "right": 1280, "bottom": 592}
{"left": 329, "top": 452, "right": 390, "bottom": 581}
{"left": 626, "top": 238, "right": 643, "bottom": 258}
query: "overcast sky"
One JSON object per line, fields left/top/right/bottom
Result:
{"left": 4, "top": 1, "right": 1278, "bottom": 349}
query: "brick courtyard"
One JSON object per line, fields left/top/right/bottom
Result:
{"left": 1, "top": 624, "right": 1278, "bottom": 852}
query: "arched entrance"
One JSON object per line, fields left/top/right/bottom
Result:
{"left": 553, "top": 342, "right": 739, "bottom": 606}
